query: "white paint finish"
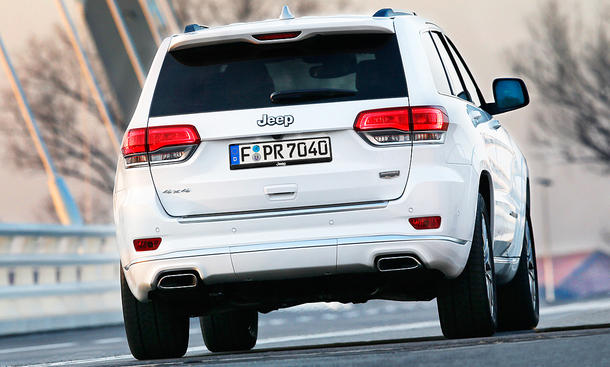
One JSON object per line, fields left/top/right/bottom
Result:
{"left": 169, "top": 16, "right": 396, "bottom": 50}
{"left": 115, "top": 13, "right": 530, "bottom": 300}
{"left": 148, "top": 100, "right": 412, "bottom": 217}
{"left": 231, "top": 246, "right": 337, "bottom": 281}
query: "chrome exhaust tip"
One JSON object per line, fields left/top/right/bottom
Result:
{"left": 157, "top": 273, "right": 198, "bottom": 290}
{"left": 376, "top": 255, "right": 422, "bottom": 272}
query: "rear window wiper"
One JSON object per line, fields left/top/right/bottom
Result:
{"left": 270, "top": 89, "right": 356, "bottom": 104}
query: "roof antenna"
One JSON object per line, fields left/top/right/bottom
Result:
{"left": 279, "top": 5, "right": 295, "bottom": 20}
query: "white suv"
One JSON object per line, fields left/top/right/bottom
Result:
{"left": 114, "top": 8, "right": 539, "bottom": 360}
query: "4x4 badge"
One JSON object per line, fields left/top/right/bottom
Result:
{"left": 257, "top": 114, "right": 294, "bottom": 127}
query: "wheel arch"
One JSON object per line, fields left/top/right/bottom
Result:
{"left": 478, "top": 170, "right": 494, "bottom": 243}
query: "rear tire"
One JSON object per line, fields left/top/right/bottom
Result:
{"left": 121, "top": 267, "right": 189, "bottom": 360}
{"left": 200, "top": 310, "right": 258, "bottom": 352}
{"left": 437, "top": 194, "right": 498, "bottom": 338}
{"left": 497, "top": 217, "right": 539, "bottom": 330}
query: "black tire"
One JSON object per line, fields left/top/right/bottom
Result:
{"left": 121, "top": 267, "right": 189, "bottom": 360}
{"left": 497, "top": 216, "right": 539, "bottom": 330}
{"left": 200, "top": 310, "right": 258, "bottom": 352}
{"left": 437, "top": 194, "right": 498, "bottom": 338}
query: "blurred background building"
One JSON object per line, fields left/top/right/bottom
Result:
{"left": 0, "top": 0, "right": 608, "bottom": 334}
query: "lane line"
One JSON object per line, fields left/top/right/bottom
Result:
{"left": 25, "top": 354, "right": 133, "bottom": 367}
{"left": 92, "top": 337, "right": 124, "bottom": 345}
{"left": 254, "top": 320, "right": 440, "bottom": 345}
{"left": 0, "top": 342, "right": 76, "bottom": 355}
{"left": 540, "top": 299, "right": 610, "bottom": 316}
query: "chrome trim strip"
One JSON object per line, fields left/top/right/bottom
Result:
{"left": 177, "top": 201, "right": 389, "bottom": 223}
{"left": 124, "top": 234, "right": 468, "bottom": 270}
{"left": 124, "top": 247, "right": 229, "bottom": 270}
{"left": 493, "top": 257, "right": 520, "bottom": 265}
{"left": 336, "top": 235, "right": 468, "bottom": 245}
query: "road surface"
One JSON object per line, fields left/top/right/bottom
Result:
{"left": 1, "top": 297, "right": 608, "bottom": 367}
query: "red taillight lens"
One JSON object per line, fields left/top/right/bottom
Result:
{"left": 121, "top": 128, "right": 147, "bottom": 156}
{"left": 409, "top": 216, "right": 442, "bottom": 230}
{"left": 354, "top": 107, "right": 410, "bottom": 132}
{"left": 121, "top": 125, "right": 200, "bottom": 167}
{"left": 253, "top": 31, "right": 301, "bottom": 41}
{"left": 411, "top": 107, "right": 449, "bottom": 131}
{"left": 147, "top": 125, "right": 200, "bottom": 152}
{"left": 354, "top": 106, "right": 449, "bottom": 145}
{"left": 133, "top": 237, "right": 162, "bottom": 251}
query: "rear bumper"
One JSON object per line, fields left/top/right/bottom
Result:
{"left": 124, "top": 235, "right": 470, "bottom": 301}
{"left": 115, "top": 150, "right": 480, "bottom": 301}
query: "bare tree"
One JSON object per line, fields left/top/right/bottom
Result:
{"left": 511, "top": 1, "right": 610, "bottom": 168}
{"left": 1, "top": 27, "right": 121, "bottom": 222}
{"left": 2, "top": 2, "right": 366, "bottom": 224}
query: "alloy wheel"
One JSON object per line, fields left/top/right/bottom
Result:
{"left": 482, "top": 216, "right": 496, "bottom": 322}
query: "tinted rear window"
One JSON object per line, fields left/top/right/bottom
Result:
{"left": 150, "top": 33, "right": 407, "bottom": 117}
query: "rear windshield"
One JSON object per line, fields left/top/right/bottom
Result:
{"left": 149, "top": 33, "right": 407, "bottom": 117}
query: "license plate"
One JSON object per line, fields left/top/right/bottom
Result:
{"left": 229, "top": 137, "right": 332, "bottom": 170}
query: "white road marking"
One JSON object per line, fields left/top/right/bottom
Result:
{"left": 296, "top": 315, "right": 314, "bottom": 323}
{"left": 26, "top": 354, "right": 133, "bottom": 367}
{"left": 322, "top": 313, "right": 338, "bottom": 320}
{"left": 365, "top": 308, "right": 380, "bottom": 316}
{"left": 540, "top": 298, "right": 610, "bottom": 315}
{"left": 268, "top": 318, "right": 286, "bottom": 326}
{"left": 92, "top": 337, "right": 124, "bottom": 345}
{"left": 384, "top": 304, "right": 398, "bottom": 313}
{"left": 0, "top": 342, "right": 76, "bottom": 355}
{"left": 254, "top": 320, "right": 440, "bottom": 345}
{"left": 344, "top": 310, "right": 360, "bottom": 318}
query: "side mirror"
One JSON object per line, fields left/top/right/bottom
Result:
{"left": 485, "top": 78, "right": 529, "bottom": 115}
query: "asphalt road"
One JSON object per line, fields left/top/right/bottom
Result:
{"left": 1, "top": 297, "right": 609, "bottom": 367}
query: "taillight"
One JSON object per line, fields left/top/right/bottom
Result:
{"left": 409, "top": 216, "right": 442, "bottom": 230}
{"left": 253, "top": 31, "right": 301, "bottom": 41}
{"left": 354, "top": 106, "right": 449, "bottom": 146}
{"left": 133, "top": 237, "right": 161, "bottom": 251}
{"left": 121, "top": 125, "right": 200, "bottom": 168}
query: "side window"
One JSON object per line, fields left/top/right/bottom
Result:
{"left": 446, "top": 37, "right": 482, "bottom": 106}
{"left": 421, "top": 32, "right": 451, "bottom": 95}
{"left": 430, "top": 32, "right": 467, "bottom": 100}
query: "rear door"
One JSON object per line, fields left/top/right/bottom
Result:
{"left": 147, "top": 33, "right": 412, "bottom": 217}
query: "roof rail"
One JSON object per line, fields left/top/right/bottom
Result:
{"left": 373, "top": 8, "right": 416, "bottom": 17}
{"left": 184, "top": 24, "right": 208, "bottom": 33}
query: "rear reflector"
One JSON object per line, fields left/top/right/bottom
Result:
{"left": 253, "top": 31, "right": 301, "bottom": 41}
{"left": 121, "top": 125, "right": 200, "bottom": 168}
{"left": 409, "top": 216, "right": 442, "bottom": 230}
{"left": 133, "top": 238, "right": 162, "bottom": 251}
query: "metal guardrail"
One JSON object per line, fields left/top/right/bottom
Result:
{"left": 0, "top": 223, "right": 120, "bottom": 335}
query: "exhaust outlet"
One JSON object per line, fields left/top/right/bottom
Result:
{"left": 376, "top": 255, "right": 422, "bottom": 272}
{"left": 157, "top": 273, "right": 198, "bottom": 290}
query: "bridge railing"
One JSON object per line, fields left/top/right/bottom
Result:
{"left": 0, "top": 223, "right": 120, "bottom": 336}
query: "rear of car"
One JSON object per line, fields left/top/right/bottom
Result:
{"left": 114, "top": 13, "right": 501, "bottom": 360}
